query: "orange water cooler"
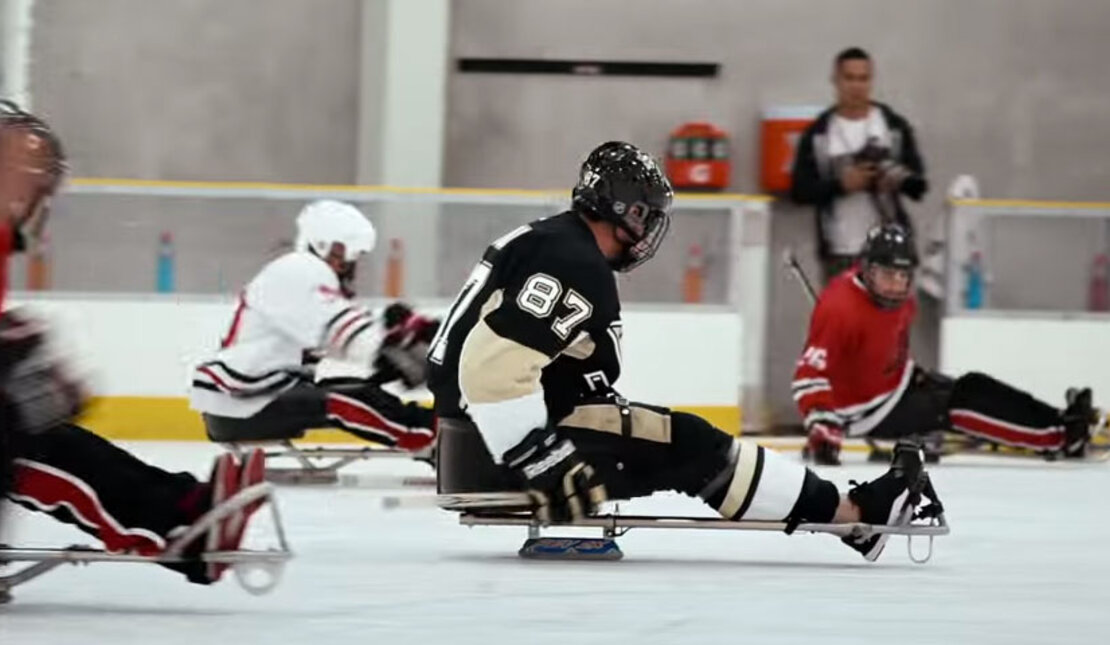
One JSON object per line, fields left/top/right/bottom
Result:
{"left": 759, "top": 106, "right": 822, "bottom": 193}
{"left": 665, "top": 122, "right": 730, "bottom": 191}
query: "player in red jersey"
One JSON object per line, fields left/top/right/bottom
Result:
{"left": 0, "top": 101, "right": 266, "bottom": 585}
{"left": 794, "top": 223, "right": 1100, "bottom": 465}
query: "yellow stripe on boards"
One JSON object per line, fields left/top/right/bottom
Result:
{"left": 76, "top": 397, "right": 743, "bottom": 441}
{"left": 68, "top": 177, "right": 770, "bottom": 203}
{"left": 950, "top": 198, "right": 1110, "bottom": 210}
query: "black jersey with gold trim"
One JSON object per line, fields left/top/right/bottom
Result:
{"left": 427, "top": 211, "right": 622, "bottom": 426}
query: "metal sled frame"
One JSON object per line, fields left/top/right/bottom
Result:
{"left": 224, "top": 440, "right": 436, "bottom": 488}
{"left": 440, "top": 493, "right": 950, "bottom": 564}
{"left": 0, "top": 483, "right": 293, "bottom": 604}
{"left": 862, "top": 434, "right": 1110, "bottom": 465}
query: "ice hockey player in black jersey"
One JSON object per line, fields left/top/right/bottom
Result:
{"left": 429, "top": 141, "right": 943, "bottom": 560}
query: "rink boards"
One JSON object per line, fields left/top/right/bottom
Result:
{"left": 9, "top": 293, "right": 743, "bottom": 439}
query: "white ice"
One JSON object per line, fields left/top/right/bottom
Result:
{"left": 2, "top": 441, "right": 1107, "bottom": 645}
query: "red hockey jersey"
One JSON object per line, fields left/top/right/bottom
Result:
{"left": 793, "top": 270, "right": 916, "bottom": 435}
{"left": 0, "top": 222, "right": 12, "bottom": 313}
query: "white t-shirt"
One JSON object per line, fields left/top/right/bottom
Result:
{"left": 825, "top": 108, "right": 892, "bottom": 255}
{"left": 189, "top": 251, "right": 381, "bottom": 417}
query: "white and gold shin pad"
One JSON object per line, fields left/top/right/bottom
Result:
{"left": 709, "top": 439, "right": 807, "bottom": 522}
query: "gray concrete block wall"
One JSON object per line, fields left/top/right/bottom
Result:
{"left": 446, "top": 0, "right": 1110, "bottom": 203}
{"left": 23, "top": 1, "right": 1110, "bottom": 199}
{"left": 29, "top": 0, "right": 362, "bottom": 183}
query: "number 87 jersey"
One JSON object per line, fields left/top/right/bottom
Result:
{"left": 427, "top": 211, "right": 623, "bottom": 460}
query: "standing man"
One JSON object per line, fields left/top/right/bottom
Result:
{"left": 791, "top": 47, "right": 928, "bottom": 284}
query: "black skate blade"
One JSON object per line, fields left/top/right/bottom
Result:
{"left": 519, "top": 537, "right": 623, "bottom": 561}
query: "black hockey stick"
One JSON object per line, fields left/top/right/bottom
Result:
{"left": 782, "top": 247, "right": 818, "bottom": 306}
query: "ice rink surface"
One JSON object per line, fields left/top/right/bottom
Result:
{"left": 2, "top": 441, "right": 1107, "bottom": 645}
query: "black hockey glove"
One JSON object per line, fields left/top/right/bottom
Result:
{"left": 375, "top": 313, "right": 439, "bottom": 389}
{"left": 0, "top": 310, "right": 86, "bottom": 434}
{"left": 503, "top": 427, "right": 608, "bottom": 523}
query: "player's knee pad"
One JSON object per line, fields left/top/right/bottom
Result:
{"left": 699, "top": 439, "right": 810, "bottom": 522}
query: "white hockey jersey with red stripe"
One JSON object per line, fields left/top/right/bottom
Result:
{"left": 793, "top": 271, "right": 917, "bottom": 435}
{"left": 189, "top": 251, "right": 380, "bottom": 418}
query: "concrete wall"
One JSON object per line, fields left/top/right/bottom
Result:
{"left": 29, "top": 0, "right": 362, "bottom": 182}
{"left": 27, "top": 0, "right": 1110, "bottom": 195}
{"left": 444, "top": 0, "right": 1110, "bottom": 426}
{"left": 446, "top": 0, "right": 1110, "bottom": 201}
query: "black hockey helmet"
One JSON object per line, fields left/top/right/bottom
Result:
{"left": 859, "top": 223, "right": 918, "bottom": 308}
{"left": 572, "top": 141, "right": 673, "bottom": 272}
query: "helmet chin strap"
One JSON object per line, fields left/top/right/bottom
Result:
{"left": 337, "top": 263, "right": 357, "bottom": 297}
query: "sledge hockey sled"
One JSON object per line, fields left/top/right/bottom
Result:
{"left": 864, "top": 433, "right": 1110, "bottom": 465}
{"left": 385, "top": 491, "right": 950, "bottom": 564}
{"left": 222, "top": 440, "right": 436, "bottom": 488}
{"left": 0, "top": 482, "right": 292, "bottom": 604}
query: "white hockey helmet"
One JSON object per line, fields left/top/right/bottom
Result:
{"left": 294, "top": 199, "right": 377, "bottom": 262}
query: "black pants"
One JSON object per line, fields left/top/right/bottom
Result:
{"left": 867, "top": 369, "right": 1068, "bottom": 452}
{"left": 438, "top": 399, "right": 836, "bottom": 524}
{"left": 204, "top": 381, "right": 435, "bottom": 448}
{"left": 5, "top": 423, "right": 211, "bottom": 582}
{"left": 439, "top": 400, "right": 733, "bottom": 500}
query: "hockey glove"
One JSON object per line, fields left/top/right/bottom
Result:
{"left": 804, "top": 419, "right": 845, "bottom": 466}
{"left": 0, "top": 310, "right": 86, "bottom": 434}
{"left": 375, "top": 313, "right": 440, "bottom": 389}
{"left": 503, "top": 427, "right": 608, "bottom": 523}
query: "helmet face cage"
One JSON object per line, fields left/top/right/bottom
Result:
{"left": 615, "top": 202, "right": 671, "bottom": 272}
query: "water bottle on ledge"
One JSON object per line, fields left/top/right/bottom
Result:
{"left": 156, "top": 231, "right": 175, "bottom": 293}
{"left": 1088, "top": 252, "right": 1109, "bottom": 312}
{"left": 963, "top": 249, "right": 984, "bottom": 310}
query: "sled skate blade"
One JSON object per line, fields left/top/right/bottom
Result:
{"left": 519, "top": 537, "right": 623, "bottom": 561}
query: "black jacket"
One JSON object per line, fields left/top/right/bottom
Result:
{"left": 790, "top": 101, "right": 928, "bottom": 260}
